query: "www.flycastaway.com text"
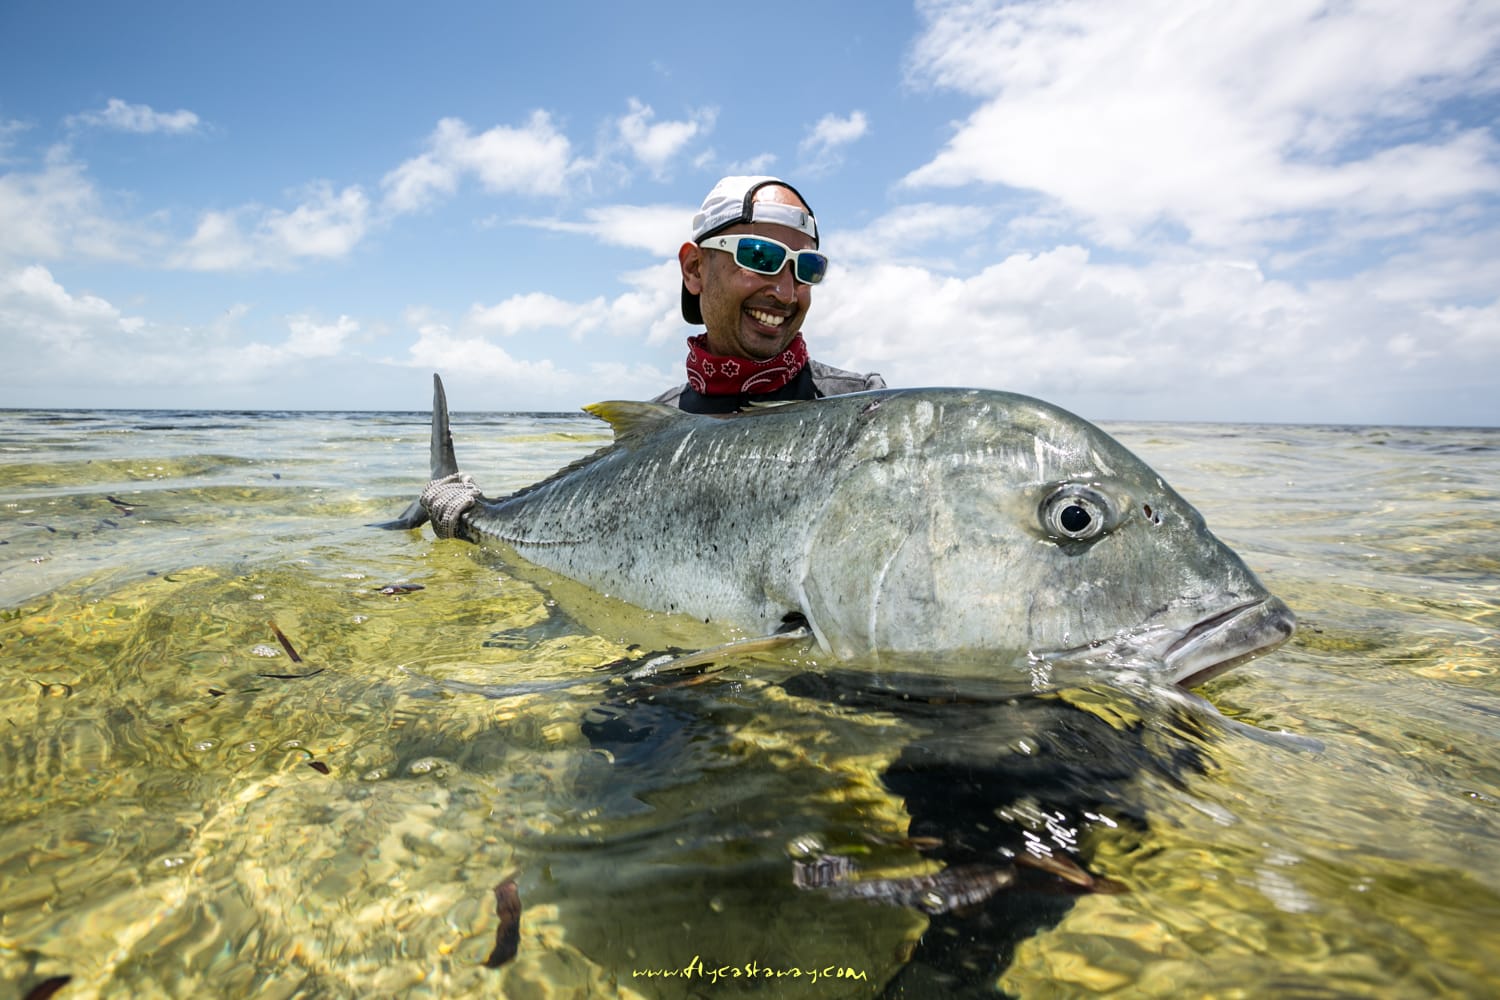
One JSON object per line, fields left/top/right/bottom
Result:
{"left": 632, "top": 955, "right": 869, "bottom": 987}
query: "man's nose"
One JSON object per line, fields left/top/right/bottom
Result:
{"left": 768, "top": 263, "right": 798, "bottom": 302}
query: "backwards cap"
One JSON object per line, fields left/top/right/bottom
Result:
{"left": 682, "top": 176, "right": 818, "bottom": 324}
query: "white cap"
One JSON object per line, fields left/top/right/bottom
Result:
{"left": 689, "top": 175, "right": 818, "bottom": 244}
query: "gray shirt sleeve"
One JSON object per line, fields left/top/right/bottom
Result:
{"left": 808, "top": 360, "right": 886, "bottom": 396}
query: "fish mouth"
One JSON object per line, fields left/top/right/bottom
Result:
{"left": 1164, "top": 596, "right": 1296, "bottom": 688}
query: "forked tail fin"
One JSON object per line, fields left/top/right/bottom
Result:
{"left": 372, "top": 373, "right": 461, "bottom": 530}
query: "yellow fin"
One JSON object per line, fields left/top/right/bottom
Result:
{"left": 582, "top": 400, "right": 691, "bottom": 447}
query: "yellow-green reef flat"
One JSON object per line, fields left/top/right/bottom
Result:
{"left": 2, "top": 408, "right": 1497, "bottom": 998}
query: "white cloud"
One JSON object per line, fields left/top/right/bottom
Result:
{"left": 0, "top": 265, "right": 361, "bottom": 395}
{"left": 1357, "top": 228, "right": 1500, "bottom": 307}
{"left": 616, "top": 99, "right": 716, "bottom": 177}
{"left": 724, "top": 152, "right": 777, "bottom": 175}
{"left": 832, "top": 202, "right": 982, "bottom": 264}
{"left": 0, "top": 155, "right": 148, "bottom": 263}
{"left": 381, "top": 112, "right": 575, "bottom": 215}
{"left": 284, "top": 314, "right": 358, "bottom": 357}
{"left": 0, "top": 263, "right": 672, "bottom": 411}
{"left": 263, "top": 185, "right": 370, "bottom": 257}
{"left": 172, "top": 183, "right": 370, "bottom": 270}
{"left": 798, "top": 111, "right": 869, "bottom": 175}
{"left": 0, "top": 265, "right": 143, "bottom": 363}
{"left": 801, "top": 111, "right": 869, "bottom": 155}
{"left": 0, "top": 119, "right": 28, "bottom": 162}
{"left": 612, "top": 261, "right": 684, "bottom": 347}
{"left": 1430, "top": 302, "right": 1500, "bottom": 350}
{"left": 903, "top": 0, "right": 1500, "bottom": 248}
{"left": 0, "top": 159, "right": 95, "bottom": 259}
{"left": 456, "top": 112, "right": 575, "bottom": 195}
{"left": 397, "top": 318, "right": 673, "bottom": 408}
{"left": 230, "top": 313, "right": 359, "bottom": 372}
{"left": 67, "top": 98, "right": 201, "bottom": 134}
{"left": 401, "top": 319, "right": 572, "bottom": 383}
{"left": 2, "top": 137, "right": 368, "bottom": 275}
{"left": 174, "top": 209, "right": 256, "bottom": 270}
{"left": 465, "top": 292, "right": 606, "bottom": 339}
{"left": 808, "top": 240, "right": 1499, "bottom": 422}
{"left": 379, "top": 150, "right": 456, "bottom": 216}
{"left": 519, "top": 203, "right": 690, "bottom": 256}
{"left": 461, "top": 258, "right": 681, "bottom": 344}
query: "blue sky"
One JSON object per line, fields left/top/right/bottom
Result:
{"left": 2, "top": 0, "right": 1498, "bottom": 425}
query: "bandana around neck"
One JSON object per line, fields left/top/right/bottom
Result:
{"left": 685, "top": 333, "right": 810, "bottom": 396}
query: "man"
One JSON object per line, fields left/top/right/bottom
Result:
{"left": 653, "top": 175, "right": 885, "bottom": 413}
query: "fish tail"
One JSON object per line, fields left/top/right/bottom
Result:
{"left": 428, "top": 372, "right": 460, "bottom": 480}
{"left": 371, "top": 373, "right": 463, "bottom": 531}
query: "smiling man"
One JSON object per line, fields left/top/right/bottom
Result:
{"left": 653, "top": 176, "right": 885, "bottom": 413}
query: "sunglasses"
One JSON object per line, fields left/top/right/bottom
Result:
{"left": 698, "top": 234, "right": 829, "bottom": 285}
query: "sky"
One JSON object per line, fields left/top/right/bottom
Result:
{"left": 2, "top": 0, "right": 1498, "bottom": 426}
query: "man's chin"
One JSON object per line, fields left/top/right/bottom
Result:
{"left": 739, "top": 326, "right": 796, "bottom": 360}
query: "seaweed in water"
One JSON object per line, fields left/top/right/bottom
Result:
{"left": 267, "top": 620, "right": 303, "bottom": 662}
{"left": 24, "top": 976, "right": 72, "bottom": 1000}
{"left": 483, "top": 878, "right": 522, "bottom": 969}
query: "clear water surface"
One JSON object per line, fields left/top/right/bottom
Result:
{"left": 1, "top": 405, "right": 1496, "bottom": 998}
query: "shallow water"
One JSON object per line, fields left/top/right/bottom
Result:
{"left": 1, "top": 406, "right": 1496, "bottom": 998}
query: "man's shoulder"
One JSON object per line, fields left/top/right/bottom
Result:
{"left": 808, "top": 359, "right": 887, "bottom": 395}
{"left": 650, "top": 384, "right": 687, "bottom": 407}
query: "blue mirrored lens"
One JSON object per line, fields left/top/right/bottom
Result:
{"left": 735, "top": 238, "right": 788, "bottom": 275}
{"left": 795, "top": 252, "right": 828, "bottom": 284}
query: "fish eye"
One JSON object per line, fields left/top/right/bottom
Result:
{"left": 1040, "top": 486, "right": 1113, "bottom": 542}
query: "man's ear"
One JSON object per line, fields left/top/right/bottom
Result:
{"left": 679, "top": 242, "right": 704, "bottom": 294}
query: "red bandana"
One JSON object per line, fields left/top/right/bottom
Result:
{"left": 685, "top": 333, "right": 810, "bottom": 396}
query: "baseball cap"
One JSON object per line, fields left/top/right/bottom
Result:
{"left": 682, "top": 176, "right": 818, "bottom": 324}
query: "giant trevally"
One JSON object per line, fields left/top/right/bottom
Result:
{"left": 381, "top": 375, "right": 1293, "bottom": 687}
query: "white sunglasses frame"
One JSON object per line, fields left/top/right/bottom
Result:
{"left": 697, "top": 234, "right": 829, "bottom": 285}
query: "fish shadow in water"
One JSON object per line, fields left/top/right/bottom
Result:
{"left": 416, "top": 634, "right": 1224, "bottom": 997}
{"left": 778, "top": 670, "right": 1214, "bottom": 999}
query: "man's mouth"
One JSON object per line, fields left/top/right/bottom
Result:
{"left": 747, "top": 307, "right": 787, "bottom": 329}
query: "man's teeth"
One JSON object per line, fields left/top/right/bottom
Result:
{"left": 748, "top": 308, "right": 785, "bottom": 328}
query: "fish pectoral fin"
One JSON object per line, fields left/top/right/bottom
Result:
{"left": 625, "top": 626, "right": 813, "bottom": 680}
{"left": 582, "top": 400, "right": 692, "bottom": 447}
{"left": 400, "top": 665, "right": 599, "bottom": 700}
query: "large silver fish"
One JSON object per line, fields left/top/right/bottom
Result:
{"left": 381, "top": 376, "right": 1293, "bottom": 687}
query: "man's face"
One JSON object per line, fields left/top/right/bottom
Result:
{"left": 680, "top": 190, "right": 816, "bottom": 361}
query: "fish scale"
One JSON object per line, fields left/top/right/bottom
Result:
{"left": 480, "top": 408, "right": 836, "bottom": 629}
{"left": 381, "top": 376, "right": 1294, "bottom": 687}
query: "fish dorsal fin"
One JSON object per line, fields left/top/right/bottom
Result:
{"left": 583, "top": 400, "right": 691, "bottom": 447}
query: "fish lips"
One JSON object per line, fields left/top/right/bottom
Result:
{"left": 1163, "top": 596, "right": 1297, "bottom": 688}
